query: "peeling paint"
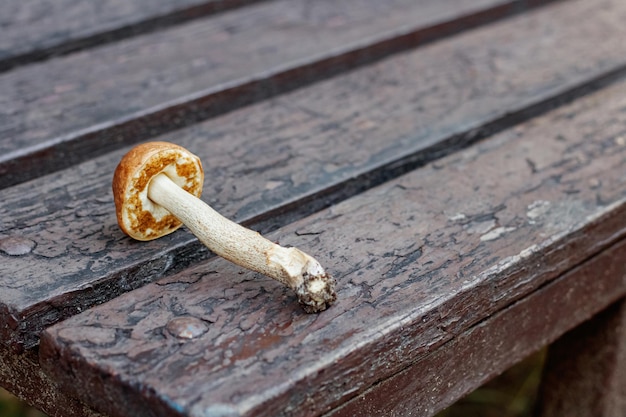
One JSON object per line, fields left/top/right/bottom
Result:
{"left": 448, "top": 213, "right": 467, "bottom": 222}
{"left": 480, "top": 226, "right": 517, "bottom": 241}
{"left": 527, "top": 200, "right": 551, "bottom": 223}
{"left": 465, "top": 219, "right": 496, "bottom": 235}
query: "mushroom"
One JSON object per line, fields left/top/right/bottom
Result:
{"left": 113, "top": 141, "right": 336, "bottom": 313}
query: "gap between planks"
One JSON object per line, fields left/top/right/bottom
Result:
{"left": 38, "top": 73, "right": 626, "bottom": 417}
{"left": 2, "top": 0, "right": 626, "bottom": 351}
{"left": 0, "top": 0, "right": 558, "bottom": 189}
{"left": 0, "top": 0, "right": 269, "bottom": 73}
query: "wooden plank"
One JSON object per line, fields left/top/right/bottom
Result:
{"left": 535, "top": 300, "right": 626, "bottom": 416}
{"left": 0, "top": 344, "right": 104, "bottom": 417}
{"left": 0, "top": 0, "right": 559, "bottom": 189}
{"left": 39, "top": 75, "right": 626, "bottom": 417}
{"left": 329, "top": 241, "right": 626, "bottom": 417}
{"left": 2, "top": 0, "right": 626, "bottom": 351}
{"left": 0, "top": 0, "right": 265, "bottom": 73}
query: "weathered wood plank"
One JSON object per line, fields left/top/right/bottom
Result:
{"left": 535, "top": 300, "right": 626, "bottom": 416}
{"left": 0, "top": 344, "right": 104, "bottom": 417}
{"left": 39, "top": 75, "right": 626, "bottom": 417}
{"left": 329, "top": 241, "right": 626, "bottom": 417}
{"left": 0, "top": 0, "right": 265, "bottom": 73}
{"left": 2, "top": 0, "right": 626, "bottom": 351}
{"left": 0, "top": 0, "right": 559, "bottom": 189}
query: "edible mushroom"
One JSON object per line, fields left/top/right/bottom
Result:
{"left": 113, "top": 141, "right": 336, "bottom": 313}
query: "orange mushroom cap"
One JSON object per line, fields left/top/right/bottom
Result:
{"left": 112, "top": 142, "right": 204, "bottom": 241}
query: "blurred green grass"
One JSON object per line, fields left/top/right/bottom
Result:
{"left": 0, "top": 388, "right": 47, "bottom": 417}
{"left": 1, "top": 349, "right": 544, "bottom": 417}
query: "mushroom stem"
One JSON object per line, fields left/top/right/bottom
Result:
{"left": 148, "top": 173, "right": 336, "bottom": 313}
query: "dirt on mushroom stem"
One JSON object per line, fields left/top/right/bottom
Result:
{"left": 295, "top": 271, "right": 337, "bottom": 313}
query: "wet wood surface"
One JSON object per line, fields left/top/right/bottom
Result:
{"left": 0, "top": 344, "right": 104, "bottom": 417}
{"left": 0, "top": 0, "right": 265, "bottom": 72}
{"left": 40, "top": 75, "right": 626, "bottom": 417}
{"left": 0, "top": 0, "right": 564, "bottom": 189}
{"left": 2, "top": 0, "right": 626, "bottom": 415}
{"left": 2, "top": 0, "right": 626, "bottom": 352}
{"left": 331, "top": 240, "right": 626, "bottom": 417}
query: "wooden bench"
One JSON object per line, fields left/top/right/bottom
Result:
{"left": 1, "top": 0, "right": 626, "bottom": 416}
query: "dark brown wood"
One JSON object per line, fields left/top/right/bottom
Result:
{"left": 39, "top": 75, "right": 626, "bottom": 417}
{"left": 2, "top": 0, "right": 626, "bottom": 352}
{"left": 330, "top": 242, "right": 626, "bottom": 417}
{"left": 535, "top": 300, "right": 626, "bottom": 416}
{"left": 0, "top": 344, "right": 104, "bottom": 417}
{"left": 0, "top": 0, "right": 266, "bottom": 73}
{"left": 0, "top": 0, "right": 565, "bottom": 189}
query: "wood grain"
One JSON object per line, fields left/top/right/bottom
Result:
{"left": 0, "top": 344, "right": 104, "bottom": 417}
{"left": 40, "top": 75, "right": 626, "bottom": 417}
{"left": 0, "top": 0, "right": 557, "bottom": 189}
{"left": 2, "top": 0, "right": 626, "bottom": 351}
{"left": 0, "top": 0, "right": 265, "bottom": 72}
{"left": 329, "top": 240, "right": 626, "bottom": 417}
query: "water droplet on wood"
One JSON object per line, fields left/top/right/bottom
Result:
{"left": 166, "top": 316, "right": 209, "bottom": 339}
{"left": 0, "top": 236, "right": 36, "bottom": 256}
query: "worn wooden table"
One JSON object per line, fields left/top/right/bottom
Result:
{"left": 2, "top": 0, "right": 626, "bottom": 416}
